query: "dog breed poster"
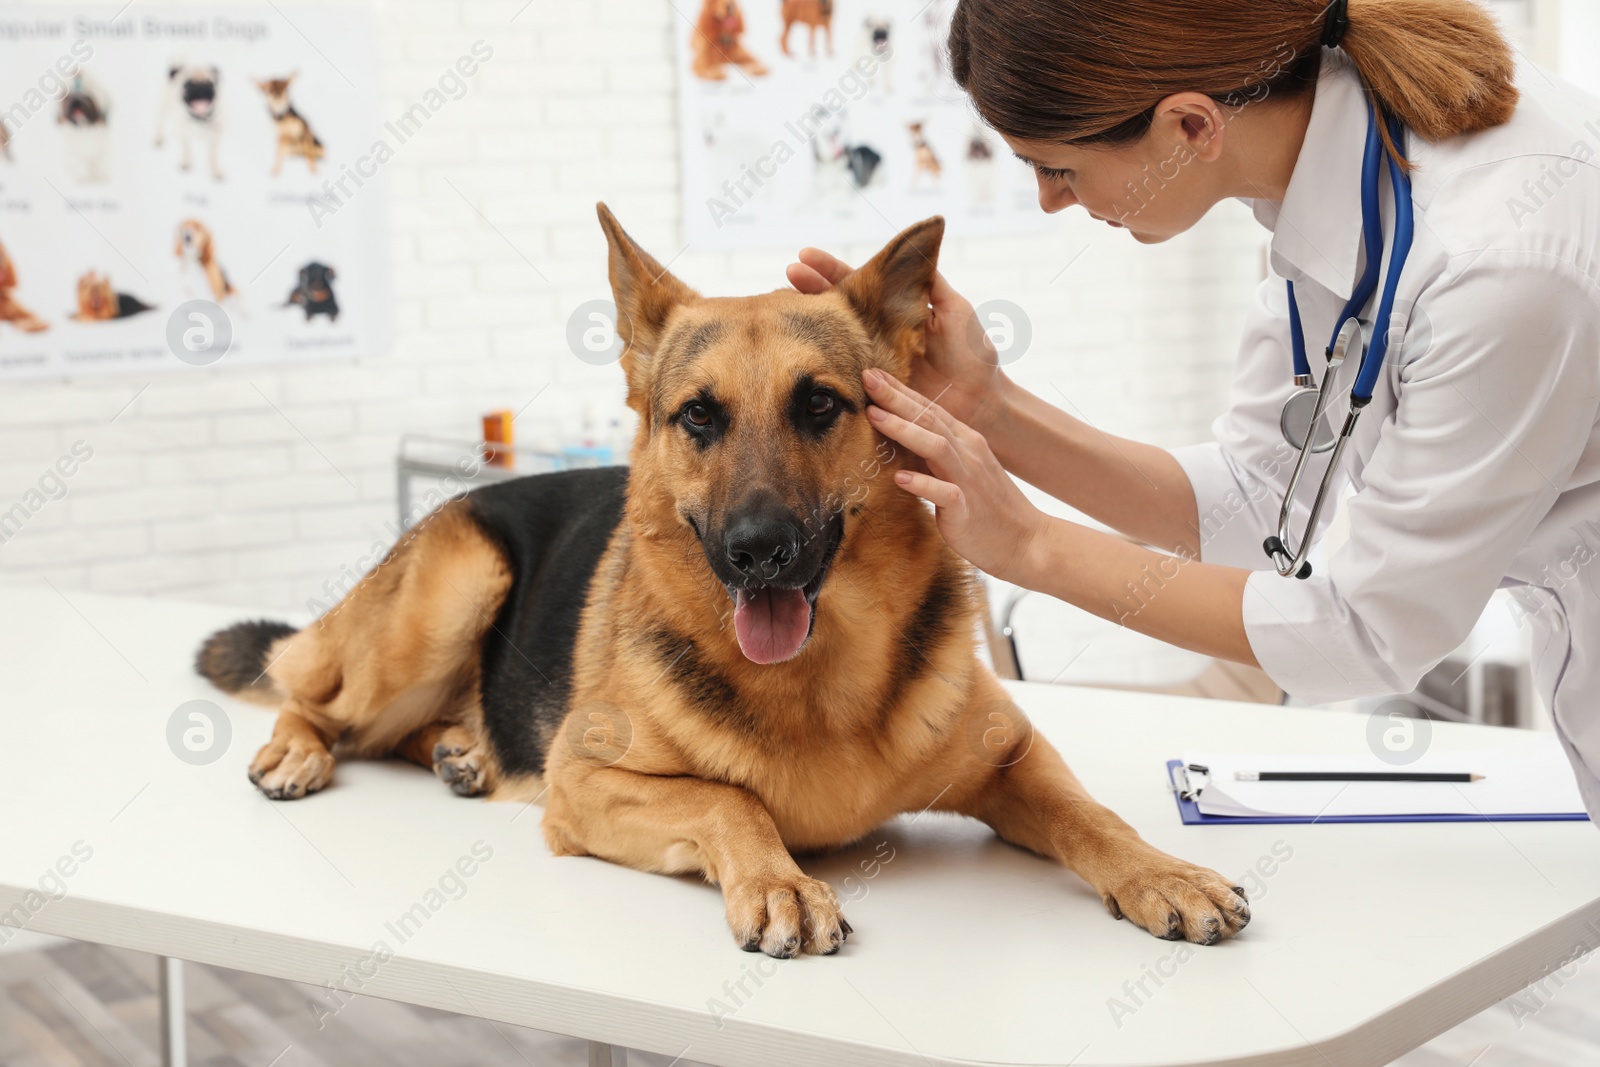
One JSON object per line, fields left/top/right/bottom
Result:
{"left": 677, "top": 0, "right": 1039, "bottom": 247}
{"left": 0, "top": 7, "right": 389, "bottom": 380}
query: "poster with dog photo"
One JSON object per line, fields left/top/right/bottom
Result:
{"left": 676, "top": 0, "right": 1041, "bottom": 248}
{"left": 0, "top": 6, "right": 389, "bottom": 380}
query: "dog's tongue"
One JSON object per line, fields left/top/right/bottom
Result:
{"left": 733, "top": 587, "right": 811, "bottom": 664}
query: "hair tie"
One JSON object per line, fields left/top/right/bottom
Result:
{"left": 1321, "top": 0, "right": 1350, "bottom": 48}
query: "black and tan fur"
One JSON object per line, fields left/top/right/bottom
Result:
{"left": 70, "top": 271, "right": 153, "bottom": 322}
{"left": 197, "top": 204, "right": 1250, "bottom": 956}
{"left": 255, "top": 74, "right": 324, "bottom": 176}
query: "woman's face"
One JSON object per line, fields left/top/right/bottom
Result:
{"left": 999, "top": 99, "right": 1231, "bottom": 243}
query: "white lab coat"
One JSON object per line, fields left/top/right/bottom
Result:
{"left": 1172, "top": 50, "right": 1600, "bottom": 820}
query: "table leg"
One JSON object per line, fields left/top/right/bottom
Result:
{"left": 587, "top": 1041, "right": 627, "bottom": 1067}
{"left": 158, "top": 955, "right": 186, "bottom": 1067}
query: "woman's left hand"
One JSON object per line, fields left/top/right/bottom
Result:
{"left": 864, "top": 367, "right": 1054, "bottom": 585}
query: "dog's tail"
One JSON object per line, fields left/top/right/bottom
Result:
{"left": 195, "top": 619, "right": 297, "bottom": 704}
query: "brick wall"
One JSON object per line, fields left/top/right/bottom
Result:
{"left": 0, "top": 0, "right": 1272, "bottom": 681}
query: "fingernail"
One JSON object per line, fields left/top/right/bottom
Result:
{"left": 864, "top": 368, "right": 882, "bottom": 387}
{"left": 867, "top": 405, "right": 887, "bottom": 422}
{"left": 894, "top": 471, "right": 911, "bottom": 484}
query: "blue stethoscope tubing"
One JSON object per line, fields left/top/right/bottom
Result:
{"left": 1264, "top": 98, "right": 1415, "bottom": 579}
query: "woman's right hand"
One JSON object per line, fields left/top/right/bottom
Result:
{"left": 786, "top": 247, "right": 1009, "bottom": 433}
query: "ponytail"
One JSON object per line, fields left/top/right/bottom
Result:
{"left": 1341, "top": 0, "right": 1518, "bottom": 167}
{"left": 947, "top": 0, "right": 1519, "bottom": 171}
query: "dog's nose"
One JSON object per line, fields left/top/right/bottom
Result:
{"left": 725, "top": 516, "right": 802, "bottom": 581}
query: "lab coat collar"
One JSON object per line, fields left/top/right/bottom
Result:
{"left": 1249, "top": 51, "right": 1368, "bottom": 296}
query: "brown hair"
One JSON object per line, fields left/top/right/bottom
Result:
{"left": 948, "top": 0, "right": 1518, "bottom": 168}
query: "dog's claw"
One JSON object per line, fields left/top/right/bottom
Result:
{"left": 1103, "top": 853, "right": 1254, "bottom": 945}
{"left": 726, "top": 874, "right": 847, "bottom": 958}
{"left": 429, "top": 733, "right": 488, "bottom": 797}
{"left": 248, "top": 737, "right": 333, "bottom": 801}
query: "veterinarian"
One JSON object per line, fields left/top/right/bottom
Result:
{"left": 787, "top": 0, "right": 1600, "bottom": 822}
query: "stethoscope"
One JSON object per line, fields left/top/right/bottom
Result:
{"left": 1263, "top": 97, "right": 1415, "bottom": 579}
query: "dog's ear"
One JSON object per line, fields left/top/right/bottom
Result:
{"left": 836, "top": 215, "right": 944, "bottom": 363}
{"left": 595, "top": 202, "right": 697, "bottom": 413}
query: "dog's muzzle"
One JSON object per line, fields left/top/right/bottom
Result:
{"left": 698, "top": 493, "right": 844, "bottom": 665}
{"left": 183, "top": 81, "right": 217, "bottom": 119}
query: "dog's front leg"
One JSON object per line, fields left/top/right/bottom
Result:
{"left": 946, "top": 700, "right": 1250, "bottom": 944}
{"left": 543, "top": 764, "right": 849, "bottom": 957}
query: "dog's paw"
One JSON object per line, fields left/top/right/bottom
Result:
{"left": 724, "top": 873, "right": 851, "bottom": 958}
{"left": 432, "top": 734, "right": 489, "bottom": 797}
{"left": 248, "top": 739, "right": 333, "bottom": 800}
{"left": 1100, "top": 853, "right": 1250, "bottom": 945}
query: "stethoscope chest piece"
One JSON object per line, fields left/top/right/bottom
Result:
{"left": 1279, "top": 316, "right": 1363, "bottom": 454}
{"left": 1280, "top": 388, "right": 1337, "bottom": 454}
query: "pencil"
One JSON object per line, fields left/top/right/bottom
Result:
{"left": 1234, "top": 771, "right": 1485, "bottom": 783}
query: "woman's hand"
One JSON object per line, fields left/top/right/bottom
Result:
{"left": 863, "top": 367, "right": 1053, "bottom": 585}
{"left": 787, "top": 248, "right": 1009, "bottom": 432}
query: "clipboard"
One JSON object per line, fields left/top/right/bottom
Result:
{"left": 1166, "top": 760, "right": 1591, "bottom": 825}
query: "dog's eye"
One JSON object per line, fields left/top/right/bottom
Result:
{"left": 806, "top": 392, "right": 835, "bottom": 417}
{"left": 684, "top": 403, "right": 712, "bottom": 427}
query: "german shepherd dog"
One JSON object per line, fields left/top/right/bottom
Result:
{"left": 196, "top": 205, "right": 1250, "bottom": 956}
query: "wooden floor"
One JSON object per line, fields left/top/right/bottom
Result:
{"left": 0, "top": 936, "right": 1595, "bottom": 1066}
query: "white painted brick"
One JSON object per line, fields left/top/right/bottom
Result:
{"left": 0, "top": 498, "right": 72, "bottom": 540}
{"left": 220, "top": 473, "right": 359, "bottom": 512}
{"left": 107, "top": 416, "right": 215, "bottom": 450}
{"left": 0, "top": 565, "right": 87, "bottom": 589}
{"left": 539, "top": 28, "right": 669, "bottom": 62}
{"left": 279, "top": 364, "right": 422, "bottom": 405}
{"left": 607, "top": 61, "right": 675, "bottom": 95}
{"left": 133, "top": 377, "right": 286, "bottom": 417}
{"left": 474, "top": 127, "right": 604, "bottom": 161}
{"left": 151, "top": 512, "right": 297, "bottom": 554}
{"left": 295, "top": 502, "right": 394, "bottom": 543}
{"left": 71, "top": 484, "right": 220, "bottom": 527}
{"left": 211, "top": 405, "right": 357, "bottom": 446}
{"left": 143, "top": 446, "right": 294, "bottom": 484}
{"left": 547, "top": 94, "right": 672, "bottom": 127}
{"left": 461, "top": 0, "right": 583, "bottom": 30}
{"left": 88, "top": 550, "right": 234, "bottom": 594}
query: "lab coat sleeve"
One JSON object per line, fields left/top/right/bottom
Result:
{"left": 1170, "top": 273, "right": 1348, "bottom": 570}
{"left": 1240, "top": 258, "right": 1600, "bottom": 703}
